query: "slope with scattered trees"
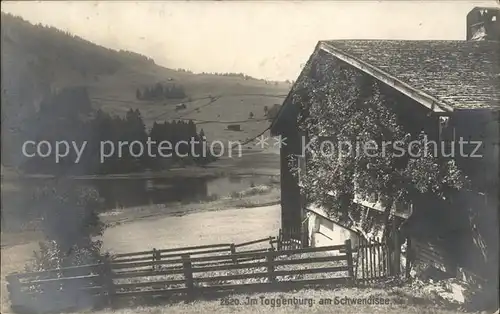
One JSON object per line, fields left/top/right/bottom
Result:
{"left": 1, "top": 12, "right": 291, "bottom": 172}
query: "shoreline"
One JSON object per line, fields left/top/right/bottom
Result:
{"left": 0, "top": 168, "right": 280, "bottom": 180}
{"left": 101, "top": 191, "right": 281, "bottom": 227}
{"left": 1, "top": 189, "right": 281, "bottom": 249}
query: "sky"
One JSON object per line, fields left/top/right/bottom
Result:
{"left": 1, "top": 1, "right": 497, "bottom": 81}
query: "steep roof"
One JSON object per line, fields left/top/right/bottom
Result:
{"left": 271, "top": 39, "right": 499, "bottom": 135}
{"left": 320, "top": 40, "right": 500, "bottom": 111}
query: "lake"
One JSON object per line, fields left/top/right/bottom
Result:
{"left": 89, "top": 174, "right": 279, "bottom": 209}
{"left": 1, "top": 173, "right": 280, "bottom": 231}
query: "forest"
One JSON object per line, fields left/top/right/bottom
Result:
{"left": 19, "top": 86, "right": 215, "bottom": 175}
{"left": 136, "top": 82, "right": 187, "bottom": 100}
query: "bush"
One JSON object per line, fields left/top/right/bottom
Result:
{"left": 205, "top": 194, "right": 220, "bottom": 201}
{"left": 25, "top": 184, "right": 106, "bottom": 271}
{"left": 230, "top": 185, "right": 273, "bottom": 199}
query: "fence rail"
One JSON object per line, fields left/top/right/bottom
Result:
{"left": 111, "top": 236, "right": 276, "bottom": 266}
{"left": 7, "top": 239, "right": 354, "bottom": 314}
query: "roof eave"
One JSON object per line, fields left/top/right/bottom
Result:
{"left": 318, "top": 41, "right": 454, "bottom": 114}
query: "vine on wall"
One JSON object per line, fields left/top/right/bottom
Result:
{"left": 289, "top": 52, "right": 467, "bottom": 232}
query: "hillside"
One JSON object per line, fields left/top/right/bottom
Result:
{"left": 1, "top": 13, "right": 291, "bottom": 169}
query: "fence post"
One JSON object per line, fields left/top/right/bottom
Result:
{"left": 155, "top": 249, "right": 161, "bottom": 269}
{"left": 344, "top": 239, "right": 354, "bottom": 284}
{"left": 384, "top": 240, "right": 389, "bottom": 278}
{"left": 152, "top": 248, "right": 157, "bottom": 271}
{"left": 369, "top": 238, "right": 374, "bottom": 282}
{"left": 376, "top": 237, "right": 382, "bottom": 279}
{"left": 361, "top": 237, "right": 366, "bottom": 283}
{"left": 353, "top": 242, "right": 359, "bottom": 281}
{"left": 230, "top": 244, "right": 237, "bottom": 264}
{"left": 386, "top": 236, "right": 393, "bottom": 276}
{"left": 101, "top": 254, "right": 115, "bottom": 307}
{"left": 6, "top": 274, "right": 24, "bottom": 311}
{"left": 405, "top": 236, "right": 412, "bottom": 281}
{"left": 182, "top": 254, "right": 194, "bottom": 302}
{"left": 393, "top": 229, "right": 401, "bottom": 276}
{"left": 266, "top": 248, "right": 276, "bottom": 283}
{"left": 278, "top": 229, "right": 283, "bottom": 251}
{"left": 268, "top": 236, "right": 274, "bottom": 250}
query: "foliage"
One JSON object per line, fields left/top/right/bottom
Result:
{"left": 1, "top": 13, "right": 154, "bottom": 168}
{"left": 19, "top": 87, "right": 215, "bottom": 175}
{"left": 1, "top": 12, "right": 152, "bottom": 123}
{"left": 265, "top": 104, "right": 281, "bottom": 122}
{"left": 199, "top": 71, "right": 265, "bottom": 81}
{"left": 230, "top": 185, "right": 274, "bottom": 199}
{"left": 25, "top": 240, "right": 63, "bottom": 272}
{"left": 1, "top": 13, "right": 152, "bottom": 78}
{"left": 289, "top": 51, "right": 468, "bottom": 227}
{"left": 136, "top": 82, "right": 187, "bottom": 100}
{"left": 25, "top": 184, "right": 106, "bottom": 271}
{"left": 148, "top": 120, "right": 215, "bottom": 169}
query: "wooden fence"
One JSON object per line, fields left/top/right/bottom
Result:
{"left": 110, "top": 236, "right": 277, "bottom": 267}
{"left": 7, "top": 239, "right": 355, "bottom": 314}
{"left": 277, "top": 228, "right": 303, "bottom": 250}
{"left": 354, "top": 237, "right": 390, "bottom": 283}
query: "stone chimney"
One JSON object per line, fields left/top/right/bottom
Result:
{"left": 466, "top": 7, "right": 500, "bottom": 41}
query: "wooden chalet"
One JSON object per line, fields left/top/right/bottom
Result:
{"left": 271, "top": 7, "right": 499, "bottom": 285}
